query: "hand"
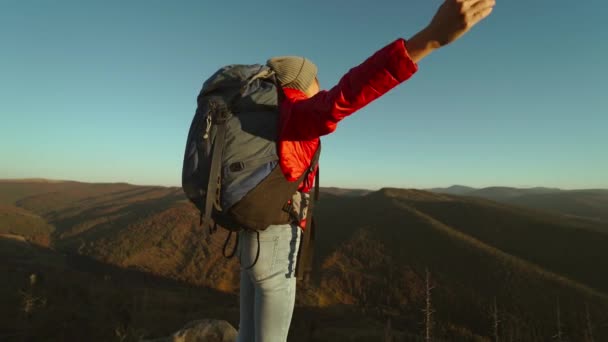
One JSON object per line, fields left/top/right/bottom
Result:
{"left": 406, "top": 0, "right": 495, "bottom": 62}
{"left": 427, "top": 0, "right": 496, "bottom": 47}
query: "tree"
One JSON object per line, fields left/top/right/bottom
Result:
{"left": 422, "top": 268, "right": 435, "bottom": 342}
{"left": 19, "top": 273, "right": 47, "bottom": 321}
{"left": 583, "top": 302, "right": 595, "bottom": 342}
{"left": 553, "top": 297, "right": 565, "bottom": 342}
{"left": 491, "top": 296, "right": 501, "bottom": 342}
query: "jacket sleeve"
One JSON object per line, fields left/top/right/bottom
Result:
{"left": 280, "top": 38, "right": 419, "bottom": 141}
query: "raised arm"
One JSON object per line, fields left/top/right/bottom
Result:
{"left": 280, "top": 38, "right": 417, "bottom": 140}
{"left": 280, "top": 0, "right": 496, "bottom": 141}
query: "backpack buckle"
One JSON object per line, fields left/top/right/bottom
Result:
{"left": 282, "top": 200, "right": 293, "bottom": 213}
{"left": 229, "top": 162, "right": 245, "bottom": 172}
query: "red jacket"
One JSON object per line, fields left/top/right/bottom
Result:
{"left": 277, "top": 38, "right": 419, "bottom": 192}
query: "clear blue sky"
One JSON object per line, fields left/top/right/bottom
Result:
{"left": 1, "top": 0, "right": 606, "bottom": 190}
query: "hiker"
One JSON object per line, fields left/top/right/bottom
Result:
{"left": 182, "top": 0, "right": 495, "bottom": 341}
{"left": 236, "top": 1, "right": 495, "bottom": 341}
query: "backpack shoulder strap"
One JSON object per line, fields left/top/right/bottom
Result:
{"left": 296, "top": 144, "right": 321, "bottom": 284}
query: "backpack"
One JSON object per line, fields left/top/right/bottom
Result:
{"left": 181, "top": 64, "right": 320, "bottom": 282}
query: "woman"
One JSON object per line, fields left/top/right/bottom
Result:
{"left": 237, "top": 0, "right": 496, "bottom": 341}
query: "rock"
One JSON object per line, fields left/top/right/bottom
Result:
{"left": 143, "top": 319, "right": 237, "bottom": 342}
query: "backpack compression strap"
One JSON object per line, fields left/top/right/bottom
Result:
{"left": 203, "top": 102, "right": 229, "bottom": 233}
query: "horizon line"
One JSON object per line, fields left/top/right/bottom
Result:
{"left": 1, "top": 177, "right": 607, "bottom": 192}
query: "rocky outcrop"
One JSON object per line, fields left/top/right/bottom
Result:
{"left": 143, "top": 319, "right": 237, "bottom": 342}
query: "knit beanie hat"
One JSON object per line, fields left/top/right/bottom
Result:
{"left": 266, "top": 56, "right": 318, "bottom": 92}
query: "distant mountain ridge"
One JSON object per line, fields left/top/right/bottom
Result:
{"left": 430, "top": 185, "right": 564, "bottom": 196}
{"left": 320, "top": 187, "right": 372, "bottom": 197}
{"left": 0, "top": 178, "right": 70, "bottom": 183}
{"left": 429, "top": 185, "right": 608, "bottom": 223}
{"left": 427, "top": 184, "right": 477, "bottom": 195}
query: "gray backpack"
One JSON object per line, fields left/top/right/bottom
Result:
{"left": 181, "top": 64, "right": 319, "bottom": 280}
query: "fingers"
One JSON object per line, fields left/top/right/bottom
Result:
{"left": 468, "top": 0, "right": 495, "bottom": 26}
{"left": 461, "top": 0, "right": 495, "bottom": 12}
{"left": 470, "top": 7, "right": 494, "bottom": 25}
{"left": 469, "top": 0, "right": 496, "bottom": 12}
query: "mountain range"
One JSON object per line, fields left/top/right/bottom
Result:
{"left": 1, "top": 179, "right": 607, "bottom": 341}
{"left": 429, "top": 185, "right": 608, "bottom": 224}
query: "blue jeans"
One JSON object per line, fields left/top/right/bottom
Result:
{"left": 236, "top": 223, "right": 301, "bottom": 342}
